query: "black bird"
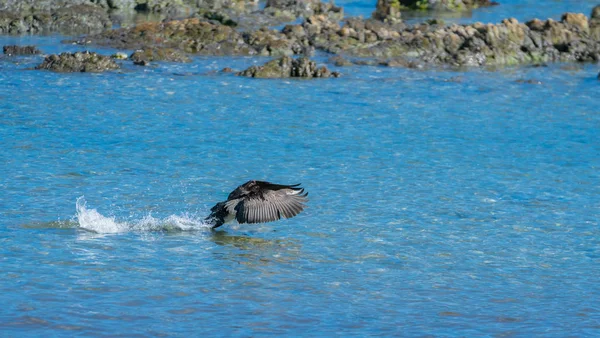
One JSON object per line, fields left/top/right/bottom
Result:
{"left": 205, "top": 180, "right": 308, "bottom": 229}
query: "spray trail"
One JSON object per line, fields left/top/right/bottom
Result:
{"left": 75, "top": 197, "right": 211, "bottom": 233}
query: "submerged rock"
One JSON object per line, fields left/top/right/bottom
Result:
{"left": 3, "top": 45, "right": 41, "bottom": 55}
{"left": 237, "top": 56, "right": 340, "bottom": 78}
{"left": 35, "top": 51, "right": 119, "bottom": 72}
{"left": 328, "top": 55, "right": 354, "bottom": 66}
{"left": 515, "top": 78, "right": 542, "bottom": 85}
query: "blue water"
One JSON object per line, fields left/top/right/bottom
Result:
{"left": 1, "top": 2, "right": 600, "bottom": 336}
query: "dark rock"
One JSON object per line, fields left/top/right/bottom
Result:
{"left": 3, "top": 45, "right": 41, "bottom": 55}
{"left": 0, "top": 4, "right": 111, "bottom": 35}
{"left": 53, "top": 4, "right": 112, "bottom": 34}
{"left": 237, "top": 56, "right": 339, "bottom": 78}
{"left": 590, "top": 5, "right": 600, "bottom": 40}
{"left": 445, "top": 76, "right": 463, "bottom": 83}
{"left": 0, "top": 0, "right": 295, "bottom": 36}
{"left": 35, "top": 51, "right": 119, "bottom": 72}
{"left": 221, "top": 67, "right": 234, "bottom": 72}
{"left": 372, "top": 0, "right": 401, "bottom": 23}
{"left": 130, "top": 48, "right": 191, "bottom": 63}
{"left": 0, "top": 0, "right": 90, "bottom": 12}
{"left": 133, "top": 59, "right": 150, "bottom": 66}
{"left": 201, "top": 10, "right": 238, "bottom": 27}
{"left": 592, "top": 5, "right": 600, "bottom": 20}
{"left": 396, "top": 0, "right": 496, "bottom": 11}
{"left": 265, "top": 0, "right": 343, "bottom": 22}
{"left": 88, "top": 17, "right": 301, "bottom": 57}
{"left": 516, "top": 79, "right": 542, "bottom": 84}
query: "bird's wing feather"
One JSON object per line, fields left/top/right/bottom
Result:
{"left": 235, "top": 188, "right": 308, "bottom": 224}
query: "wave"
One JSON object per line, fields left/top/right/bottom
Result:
{"left": 75, "top": 197, "right": 212, "bottom": 233}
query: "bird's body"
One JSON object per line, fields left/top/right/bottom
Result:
{"left": 205, "top": 180, "right": 308, "bottom": 229}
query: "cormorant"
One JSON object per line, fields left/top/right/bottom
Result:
{"left": 205, "top": 180, "right": 308, "bottom": 229}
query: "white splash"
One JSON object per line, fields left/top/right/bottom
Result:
{"left": 75, "top": 197, "right": 211, "bottom": 234}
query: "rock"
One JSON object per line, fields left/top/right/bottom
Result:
{"left": 516, "top": 79, "right": 542, "bottom": 85}
{"left": 293, "top": 10, "right": 600, "bottom": 67}
{"left": 104, "top": 0, "right": 138, "bottom": 10}
{"left": 0, "top": 4, "right": 112, "bottom": 35}
{"left": 590, "top": 5, "right": 600, "bottom": 40}
{"left": 52, "top": 4, "right": 112, "bottom": 34}
{"left": 0, "top": 0, "right": 292, "bottom": 36}
{"left": 3, "top": 45, "right": 41, "bottom": 55}
{"left": 0, "top": 0, "right": 90, "bottom": 12}
{"left": 445, "top": 76, "right": 463, "bottom": 83}
{"left": 130, "top": 48, "right": 191, "bottom": 63}
{"left": 328, "top": 55, "right": 353, "bottom": 66}
{"left": 88, "top": 17, "right": 300, "bottom": 56}
{"left": 201, "top": 10, "right": 238, "bottom": 27}
{"left": 55, "top": 5, "right": 600, "bottom": 69}
{"left": 397, "top": 0, "right": 496, "bottom": 11}
{"left": 591, "top": 5, "right": 600, "bottom": 20}
{"left": 379, "top": 57, "right": 422, "bottom": 68}
{"left": 237, "top": 56, "right": 340, "bottom": 78}
{"left": 133, "top": 59, "right": 150, "bottom": 66}
{"left": 561, "top": 12, "right": 589, "bottom": 32}
{"left": 265, "top": 0, "right": 343, "bottom": 21}
{"left": 372, "top": 0, "right": 401, "bottom": 23}
{"left": 35, "top": 51, "right": 119, "bottom": 72}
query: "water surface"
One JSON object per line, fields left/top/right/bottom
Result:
{"left": 1, "top": 2, "right": 600, "bottom": 336}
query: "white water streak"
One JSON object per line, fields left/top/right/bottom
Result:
{"left": 75, "top": 197, "right": 211, "bottom": 233}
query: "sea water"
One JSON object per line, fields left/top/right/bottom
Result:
{"left": 1, "top": 2, "right": 599, "bottom": 336}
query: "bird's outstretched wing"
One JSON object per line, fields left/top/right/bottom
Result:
{"left": 233, "top": 182, "right": 308, "bottom": 224}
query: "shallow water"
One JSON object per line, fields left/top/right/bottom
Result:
{"left": 1, "top": 2, "right": 600, "bottom": 336}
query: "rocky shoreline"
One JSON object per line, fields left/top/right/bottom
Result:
{"left": 1, "top": 0, "right": 599, "bottom": 75}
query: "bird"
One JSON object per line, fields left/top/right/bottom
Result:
{"left": 205, "top": 180, "right": 308, "bottom": 229}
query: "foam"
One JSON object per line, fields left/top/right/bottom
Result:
{"left": 75, "top": 197, "right": 211, "bottom": 234}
